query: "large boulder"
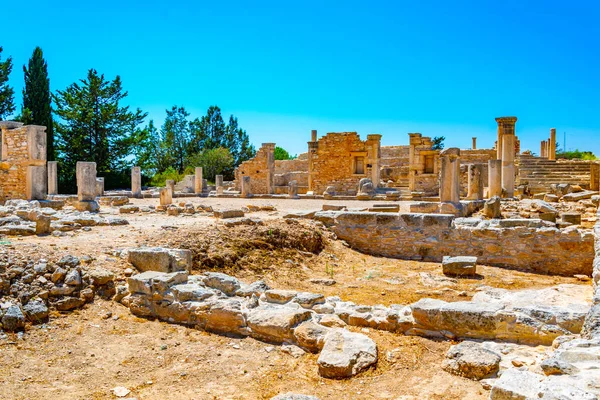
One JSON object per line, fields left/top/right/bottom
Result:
{"left": 317, "top": 329, "right": 377, "bottom": 379}
{"left": 441, "top": 341, "right": 501, "bottom": 380}
{"left": 128, "top": 247, "right": 192, "bottom": 273}
{"left": 246, "top": 304, "right": 312, "bottom": 343}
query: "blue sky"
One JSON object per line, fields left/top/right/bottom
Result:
{"left": 3, "top": 0, "right": 599, "bottom": 156}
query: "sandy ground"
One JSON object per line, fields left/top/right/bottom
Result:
{"left": 0, "top": 197, "right": 592, "bottom": 399}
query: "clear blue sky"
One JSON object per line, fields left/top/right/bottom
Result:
{"left": 3, "top": 0, "right": 599, "bottom": 156}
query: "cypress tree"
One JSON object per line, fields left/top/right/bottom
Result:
{"left": 23, "top": 47, "right": 54, "bottom": 160}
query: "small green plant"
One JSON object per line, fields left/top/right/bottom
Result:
{"left": 364, "top": 270, "right": 375, "bottom": 280}
{"left": 325, "top": 261, "right": 334, "bottom": 279}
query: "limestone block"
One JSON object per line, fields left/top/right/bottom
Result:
{"left": 76, "top": 162, "right": 97, "bottom": 201}
{"left": 26, "top": 165, "right": 47, "bottom": 200}
{"left": 131, "top": 166, "right": 142, "bottom": 198}
{"left": 95, "top": 177, "right": 104, "bottom": 197}
{"left": 442, "top": 341, "right": 500, "bottom": 380}
{"left": 194, "top": 167, "right": 203, "bottom": 194}
{"left": 213, "top": 209, "right": 244, "bottom": 219}
{"left": 484, "top": 196, "right": 501, "bottom": 218}
{"left": 246, "top": 303, "right": 312, "bottom": 343}
{"left": 562, "top": 213, "right": 582, "bottom": 225}
{"left": 317, "top": 328, "right": 377, "bottom": 379}
{"left": 442, "top": 256, "right": 477, "bottom": 276}
{"left": 159, "top": 187, "right": 172, "bottom": 206}
{"left": 241, "top": 175, "right": 252, "bottom": 198}
{"left": 128, "top": 247, "right": 192, "bottom": 273}
{"left": 47, "top": 161, "right": 58, "bottom": 195}
{"left": 201, "top": 272, "right": 241, "bottom": 296}
{"left": 293, "top": 320, "right": 329, "bottom": 353}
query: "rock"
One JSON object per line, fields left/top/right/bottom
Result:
{"left": 265, "top": 289, "right": 298, "bottom": 304}
{"left": 35, "top": 215, "right": 52, "bottom": 235}
{"left": 317, "top": 328, "right": 377, "bottom": 379}
{"left": 64, "top": 269, "right": 82, "bottom": 286}
{"left": 442, "top": 256, "right": 477, "bottom": 277}
{"left": 281, "top": 344, "right": 307, "bottom": 358}
{"left": 318, "top": 314, "right": 347, "bottom": 328}
{"left": 171, "top": 283, "right": 214, "bottom": 302}
{"left": 55, "top": 297, "right": 85, "bottom": 311}
{"left": 128, "top": 247, "right": 192, "bottom": 273}
{"left": 88, "top": 268, "right": 115, "bottom": 286}
{"left": 235, "top": 280, "right": 271, "bottom": 297}
{"left": 544, "top": 193, "right": 560, "bottom": 203}
{"left": 214, "top": 209, "right": 245, "bottom": 219}
{"left": 51, "top": 267, "right": 67, "bottom": 283}
{"left": 308, "top": 278, "right": 336, "bottom": 286}
{"left": 202, "top": 272, "right": 241, "bottom": 296}
{"left": 119, "top": 205, "right": 139, "bottom": 214}
{"left": 246, "top": 304, "right": 313, "bottom": 343}
{"left": 57, "top": 255, "right": 80, "bottom": 268}
{"left": 442, "top": 341, "right": 501, "bottom": 380}
{"left": 540, "top": 357, "right": 579, "bottom": 376}
{"left": 484, "top": 196, "right": 501, "bottom": 219}
{"left": 561, "top": 213, "right": 582, "bottom": 225}
{"left": 293, "top": 292, "right": 325, "bottom": 308}
{"left": 270, "top": 394, "right": 320, "bottom": 400}
{"left": 111, "top": 386, "right": 131, "bottom": 398}
{"left": 293, "top": 320, "right": 329, "bottom": 353}
{"left": 23, "top": 299, "right": 49, "bottom": 323}
{"left": 1, "top": 304, "right": 25, "bottom": 331}
{"left": 200, "top": 298, "right": 247, "bottom": 335}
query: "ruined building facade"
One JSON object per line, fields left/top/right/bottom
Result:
{"left": 0, "top": 121, "right": 47, "bottom": 201}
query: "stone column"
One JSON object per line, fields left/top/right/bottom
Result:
{"left": 488, "top": 160, "right": 502, "bottom": 197}
{"left": 496, "top": 124, "right": 503, "bottom": 160}
{"left": 288, "top": 180, "right": 299, "bottom": 199}
{"left": 591, "top": 163, "right": 600, "bottom": 191}
{"left": 467, "top": 164, "right": 484, "bottom": 200}
{"left": 540, "top": 141, "right": 546, "bottom": 158}
{"left": 159, "top": 187, "right": 172, "bottom": 206}
{"left": 194, "top": 167, "right": 203, "bottom": 194}
{"left": 47, "top": 161, "right": 58, "bottom": 195}
{"left": 216, "top": 175, "right": 224, "bottom": 195}
{"left": 76, "top": 162, "right": 97, "bottom": 201}
{"left": 549, "top": 128, "right": 556, "bottom": 161}
{"left": 131, "top": 166, "right": 142, "bottom": 198}
{"left": 240, "top": 176, "right": 252, "bottom": 198}
{"left": 264, "top": 143, "right": 276, "bottom": 194}
{"left": 496, "top": 117, "right": 517, "bottom": 198}
{"left": 311, "top": 129, "right": 317, "bottom": 142}
{"left": 367, "top": 134, "right": 382, "bottom": 188}
{"left": 166, "top": 179, "right": 175, "bottom": 198}
{"left": 95, "top": 177, "right": 104, "bottom": 197}
{"left": 472, "top": 137, "right": 477, "bottom": 150}
{"left": 307, "top": 141, "right": 318, "bottom": 193}
{"left": 26, "top": 166, "right": 47, "bottom": 200}
{"left": 439, "top": 148, "right": 460, "bottom": 203}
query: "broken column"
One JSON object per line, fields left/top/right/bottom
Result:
{"left": 47, "top": 161, "right": 58, "bottom": 195}
{"left": 194, "top": 167, "right": 203, "bottom": 194}
{"left": 240, "top": 176, "right": 252, "bottom": 198}
{"left": 467, "top": 164, "right": 484, "bottom": 200}
{"left": 488, "top": 160, "right": 502, "bottom": 197}
{"left": 472, "top": 137, "right": 477, "bottom": 150}
{"left": 75, "top": 161, "right": 99, "bottom": 212}
{"left": 540, "top": 140, "right": 546, "bottom": 158}
{"left": 288, "top": 180, "right": 299, "bottom": 199}
{"left": 159, "top": 187, "right": 172, "bottom": 206}
{"left": 549, "top": 128, "right": 556, "bottom": 161}
{"left": 439, "top": 148, "right": 460, "bottom": 203}
{"left": 496, "top": 116, "right": 517, "bottom": 198}
{"left": 95, "top": 177, "right": 104, "bottom": 197}
{"left": 216, "top": 175, "right": 224, "bottom": 195}
{"left": 131, "top": 166, "right": 142, "bottom": 198}
{"left": 166, "top": 179, "right": 175, "bottom": 198}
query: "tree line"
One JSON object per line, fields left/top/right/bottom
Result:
{"left": 0, "top": 46, "right": 257, "bottom": 191}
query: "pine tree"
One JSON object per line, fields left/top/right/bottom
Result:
{"left": 0, "top": 47, "right": 15, "bottom": 120}
{"left": 53, "top": 69, "right": 147, "bottom": 190}
{"left": 22, "top": 47, "right": 54, "bottom": 160}
{"left": 161, "top": 106, "right": 190, "bottom": 173}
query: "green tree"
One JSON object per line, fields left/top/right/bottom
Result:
{"left": 274, "top": 146, "right": 296, "bottom": 160}
{"left": 187, "top": 147, "right": 234, "bottom": 181}
{"left": 161, "top": 106, "right": 191, "bottom": 173}
{"left": 22, "top": 47, "right": 54, "bottom": 160}
{"left": 53, "top": 69, "right": 147, "bottom": 190}
{"left": 0, "top": 47, "right": 15, "bottom": 120}
{"left": 432, "top": 136, "right": 445, "bottom": 150}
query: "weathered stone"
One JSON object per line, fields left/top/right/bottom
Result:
{"left": 202, "top": 272, "right": 241, "bottom": 296}
{"left": 484, "top": 196, "right": 501, "bottom": 219}
{"left": 293, "top": 320, "right": 329, "bottom": 353}
{"left": 265, "top": 289, "right": 298, "bottom": 304}
{"left": 235, "top": 280, "right": 271, "bottom": 297}
{"left": 55, "top": 297, "right": 85, "bottom": 311}
{"left": 442, "top": 256, "right": 477, "bottom": 277}
{"left": 214, "top": 209, "right": 245, "bottom": 219}
{"left": 540, "top": 357, "right": 579, "bottom": 376}
{"left": 88, "top": 268, "right": 115, "bottom": 286}
{"left": 22, "top": 298, "right": 49, "bottom": 323}
{"left": 293, "top": 292, "right": 325, "bottom": 308}
{"left": 317, "top": 329, "right": 377, "bottom": 379}
{"left": 2, "top": 304, "right": 25, "bottom": 331}
{"left": 128, "top": 247, "right": 192, "bottom": 273}
{"left": 270, "top": 393, "right": 320, "bottom": 400}
{"left": 246, "top": 304, "right": 312, "bottom": 343}
{"left": 442, "top": 341, "right": 501, "bottom": 380}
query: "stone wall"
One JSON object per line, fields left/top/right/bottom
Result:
{"left": 0, "top": 122, "right": 47, "bottom": 201}
{"left": 234, "top": 143, "right": 275, "bottom": 194}
{"left": 380, "top": 145, "right": 410, "bottom": 183}
{"left": 274, "top": 158, "right": 309, "bottom": 193}
{"left": 321, "top": 211, "right": 594, "bottom": 276}
{"left": 308, "top": 132, "right": 381, "bottom": 195}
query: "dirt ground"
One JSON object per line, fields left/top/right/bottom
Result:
{"left": 0, "top": 197, "right": 592, "bottom": 399}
